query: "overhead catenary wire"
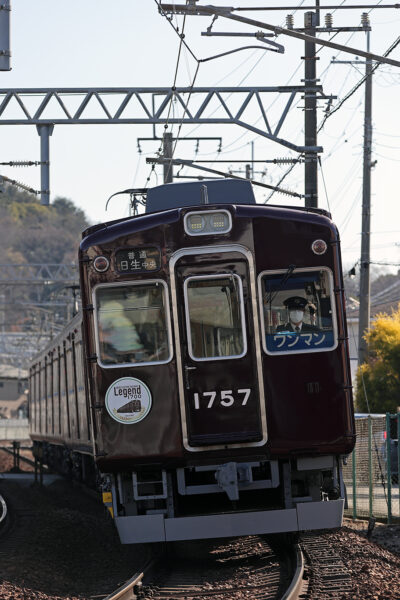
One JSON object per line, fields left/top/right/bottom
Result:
{"left": 145, "top": 0, "right": 196, "bottom": 188}
{"left": 263, "top": 0, "right": 387, "bottom": 199}
{"left": 154, "top": 0, "right": 283, "bottom": 184}
{"left": 318, "top": 33, "right": 400, "bottom": 132}
{"left": 155, "top": 0, "right": 399, "bottom": 208}
{"left": 181, "top": 0, "right": 313, "bottom": 157}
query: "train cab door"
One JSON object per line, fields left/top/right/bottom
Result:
{"left": 171, "top": 246, "right": 267, "bottom": 452}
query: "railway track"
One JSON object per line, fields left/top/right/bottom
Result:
{"left": 299, "top": 532, "right": 353, "bottom": 599}
{"left": 104, "top": 530, "right": 356, "bottom": 600}
{"left": 105, "top": 535, "right": 304, "bottom": 600}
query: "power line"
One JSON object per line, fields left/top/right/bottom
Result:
{"left": 318, "top": 34, "right": 400, "bottom": 132}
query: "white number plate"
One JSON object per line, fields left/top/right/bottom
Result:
{"left": 193, "top": 389, "right": 251, "bottom": 409}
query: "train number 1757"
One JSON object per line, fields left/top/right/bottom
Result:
{"left": 193, "top": 389, "right": 251, "bottom": 409}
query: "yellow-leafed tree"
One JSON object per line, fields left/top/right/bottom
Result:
{"left": 356, "top": 306, "right": 400, "bottom": 413}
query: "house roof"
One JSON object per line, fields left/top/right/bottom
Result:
{"left": 346, "top": 277, "right": 400, "bottom": 320}
{"left": 0, "top": 364, "right": 28, "bottom": 380}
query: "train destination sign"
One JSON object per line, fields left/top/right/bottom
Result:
{"left": 115, "top": 247, "right": 160, "bottom": 273}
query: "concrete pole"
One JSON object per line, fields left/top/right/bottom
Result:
{"left": 304, "top": 11, "right": 318, "bottom": 208}
{"left": 36, "top": 124, "right": 54, "bottom": 206}
{"left": 163, "top": 132, "right": 173, "bottom": 184}
{"left": 358, "top": 30, "right": 373, "bottom": 365}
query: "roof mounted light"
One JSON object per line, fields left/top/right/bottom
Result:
{"left": 184, "top": 210, "right": 232, "bottom": 236}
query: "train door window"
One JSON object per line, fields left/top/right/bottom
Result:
{"left": 184, "top": 274, "right": 247, "bottom": 361}
{"left": 30, "top": 371, "right": 34, "bottom": 430}
{"left": 59, "top": 348, "right": 66, "bottom": 434}
{"left": 41, "top": 364, "right": 46, "bottom": 432}
{"left": 64, "top": 344, "right": 72, "bottom": 438}
{"left": 71, "top": 337, "right": 81, "bottom": 439}
{"left": 53, "top": 351, "right": 60, "bottom": 435}
{"left": 74, "top": 339, "right": 87, "bottom": 441}
{"left": 44, "top": 358, "right": 48, "bottom": 434}
{"left": 38, "top": 362, "right": 42, "bottom": 433}
{"left": 47, "top": 355, "right": 53, "bottom": 435}
{"left": 258, "top": 267, "right": 338, "bottom": 355}
{"left": 94, "top": 280, "right": 172, "bottom": 368}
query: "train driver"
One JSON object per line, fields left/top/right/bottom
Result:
{"left": 276, "top": 296, "right": 320, "bottom": 334}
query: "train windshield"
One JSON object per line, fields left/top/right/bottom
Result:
{"left": 184, "top": 274, "right": 246, "bottom": 360}
{"left": 259, "top": 268, "right": 337, "bottom": 355}
{"left": 94, "top": 281, "right": 171, "bottom": 367}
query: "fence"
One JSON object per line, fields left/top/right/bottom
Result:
{"left": 343, "top": 414, "right": 400, "bottom": 523}
{"left": 0, "top": 418, "right": 29, "bottom": 441}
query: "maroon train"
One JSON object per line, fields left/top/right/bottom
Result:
{"left": 29, "top": 179, "right": 355, "bottom": 543}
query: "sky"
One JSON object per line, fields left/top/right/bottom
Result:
{"left": 2, "top": 0, "right": 400, "bottom": 274}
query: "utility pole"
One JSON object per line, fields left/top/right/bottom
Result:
{"left": 0, "top": 0, "right": 11, "bottom": 71}
{"left": 304, "top": 10, "right": 319, "bottom": 208}
{"left": 163, "top": 132, "right": 173, "bottom": 183}
{"left": 358, "top": 22, "right": 373, "bottom": 365}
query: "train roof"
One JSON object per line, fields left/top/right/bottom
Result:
{"left": 81, "top": 179, "right": 332, "bottom": 241}
{"left": 145, "top": 179, "right": 256, "bottom": 213}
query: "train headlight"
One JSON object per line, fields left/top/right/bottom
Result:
{"left": 93, "top": 255, "right": 110, "bottom": 272}
{"left": 311, "top": 239, "right": 328, "bottom": 255}
{"left": 184, "top": 210, "right": 232, "bottom": 236}
{"left": 187, "top": 214, "right": 206, "bottom": 233}
{"left": 210, "top": 212, "right": 229, "bottom": 231}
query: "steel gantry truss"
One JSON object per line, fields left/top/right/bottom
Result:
{"left": 0, "top": 85, "right": 328, "bottom": 205}
{"left": 0, "top": 263, "right": 79, "bottom": 365}
{"left": 0, "top": 85, "right": 322, "bottom": 152}
{"left": 0, "top": 263, "right": 78, "bottom": 284}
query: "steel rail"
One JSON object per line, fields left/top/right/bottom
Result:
{"left": 0, "top": 494, "right": 7, "bottom": 526}
{"left": 282, "top": 544, "right": 305, "bottom": 600}
{"left": 136, "top": 536, "right": 302, "bottom": 600}
{"left": 102, "top": 572, "right": 144, "bottom": 600}
{"left": 0, "top": 446, "right": 38, "bottom": 469}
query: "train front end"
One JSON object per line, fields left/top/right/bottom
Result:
{"left": 79, "top": 179, "right": 355, "bottom": 543}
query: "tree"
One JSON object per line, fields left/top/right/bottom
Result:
{"left": 0, "top": 185, "right": 91, "bottom": 352}
{"left": 0, "top": 186, "right": 90, "bottom": 264}
{"left": 355, "top": 306, "right": 400, "bottom": 413}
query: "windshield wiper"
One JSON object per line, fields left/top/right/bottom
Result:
{"left": 264, "top": 264, "right": 296, "bottom": 306}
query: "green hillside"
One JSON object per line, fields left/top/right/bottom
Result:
{"left": 0, "top": 186, "right": 90, "bottom": 359}
{"left": 0, "top": 185, "right": 90, "bottom": 265}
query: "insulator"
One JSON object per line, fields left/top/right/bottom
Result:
{"left": 275, "top": 157, "right": 298, "bottom": 164}
{"left": 325, "top": 13, "right": 333, "bottom": 29}
{"left": 286, "top": 14, "right": 294, "bottom": 29}
{"left": 361, "top": 12, "right": 370, "bottom": 27}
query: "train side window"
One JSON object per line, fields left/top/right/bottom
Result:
{"left": 94, "top": 280, "right": 172, "bottom": 367}
{"left": 258, "top": 268, "right": 338, "bottom": 355}
{"left": 184, "top": 274, "right": 247, "bottom": 361}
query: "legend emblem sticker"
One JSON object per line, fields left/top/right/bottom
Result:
{"left": 105, "top": 377, "right": 152, "bottom": 424}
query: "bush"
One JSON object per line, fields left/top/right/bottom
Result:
{"left": 356, "top": 306, "right": 400, "bottom": 413}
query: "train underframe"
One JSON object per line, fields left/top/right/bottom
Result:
{"left": 33, "top": 441, "right": 346, "bottom": 543}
